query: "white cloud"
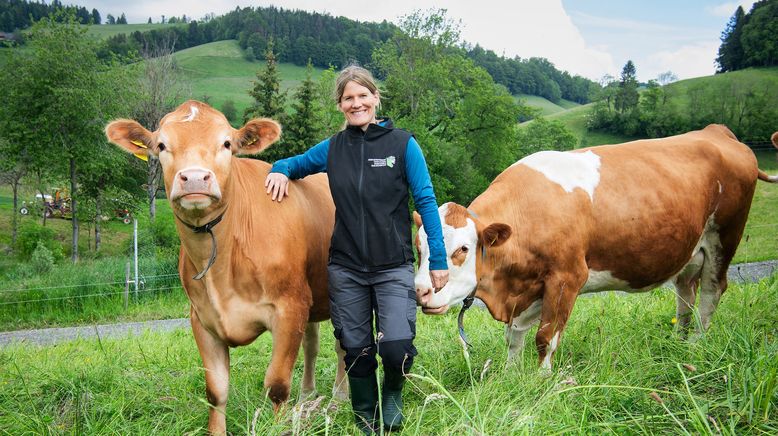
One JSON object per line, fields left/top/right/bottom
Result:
{"left": 645, "top": 41, "right": 720, "bottom": 81}
{"left": 707, "top": 1, "right": 756, "bottom": 18}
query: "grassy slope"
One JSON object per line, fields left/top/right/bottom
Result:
{"left": 85, "top": 23, "right": 187, "bottom": 39}
{"left": 173, "top": 40, "right": 324, "bottom": 114}
{"left": 663, "top": 67, "right": 778, "bottom": 109}
{"left": 1, "top": 278, "right": 775, "bottom": 434}
{"left": 516, "top": 94, "right": 580, "bottom": 116}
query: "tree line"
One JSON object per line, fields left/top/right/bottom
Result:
{"left": 97, "top": 5, "right": 597, "bottom": 104}
{"left": 3, "top": 1, "right": 598, "bottom": 104}
{"left": 0, "top": 0, "right": 99, "bottom": 32}
{"left": 586, "top": 60, "right": 778, "bottom": 144}
{"left": 716, "top": 0, "right": 778, "bottom": 73}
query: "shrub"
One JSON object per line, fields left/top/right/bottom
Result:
{"left": 30, "top": 241, "right": 55, "bottom": 274}
{"left": 15, "top": 222, "right": 64, "bottom": 261}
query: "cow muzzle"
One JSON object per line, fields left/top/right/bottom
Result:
{"left": 415, "top": 285, "right": 450, "bottom": 315}
{"left": 170, "top": 167, "right": 222, "bottom": 209}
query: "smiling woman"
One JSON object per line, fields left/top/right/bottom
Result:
{"left": 264, "top": 64, "right": 449, "bottom": 433}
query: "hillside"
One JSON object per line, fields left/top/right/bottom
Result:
{"left": 516, "top": 94, "right": 580, "bottom": 116}
{"left": 172, "top": 40, "right": 324, "bottom": 114}
{"left": 86, "top": 23, "right": 186, "bottom": 39}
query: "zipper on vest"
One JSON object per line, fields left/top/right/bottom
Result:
{"left": 358, "top": 135, "right": 367, "bottom": 271}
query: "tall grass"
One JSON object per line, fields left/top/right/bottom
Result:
{"left": 1, "top": 277, "right": 775, "bottom": 434}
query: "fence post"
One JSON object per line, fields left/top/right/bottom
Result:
{"left": 134, "top": 218, "right": 139, "bottom": 299}
{"left": 124, "top": 262, "right": 130, "bottom": 310}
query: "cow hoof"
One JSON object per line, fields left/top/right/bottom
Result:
{"left": 299, "top": 389, "right": 318, "bottom": 402}
{"left": 332, "top": 389, "right": 349, "bottom": 403}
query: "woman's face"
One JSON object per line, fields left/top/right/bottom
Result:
{"left": 338, "top": 80, "right": 379, "bottom": 130}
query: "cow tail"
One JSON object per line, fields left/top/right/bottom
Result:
{"left": 757, "top": 131, "right": 778, "bottom": 183}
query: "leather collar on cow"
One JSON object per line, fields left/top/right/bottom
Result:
{"left": 175, "top": 210, "right": 226, "bottom": 280}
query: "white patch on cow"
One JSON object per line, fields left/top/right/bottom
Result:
{"left": 506, "top": 299, "right": 543, "bottom": 359}
{"left": 182, "top": 105, "right": 199, "bottom": 122}
{"left": 512, "top": 150, "right": 601, "bottom": 201}
{"left": 541, "top": 331, "right": 560, "bottom": 370}
{"left": 414, "top": 203, "right": 479, "bottom": 309}
{"left": 717, "top": 181, "right": 723, "bottom": 194}
{"left": 581, "top": 270, "right": 631, "bottom": 293}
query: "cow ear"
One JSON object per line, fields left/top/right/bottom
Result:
{"left": 481, "top": 223, "right": 512, "bottom": 248}
{"left": 413, "top": 211, "right": 423, "bottom": 229}
{"left": 105, "top": 119, "right": 155, "bottom": 158}
{"left": 235, "top": 118, "right": 281, "bottom": 155}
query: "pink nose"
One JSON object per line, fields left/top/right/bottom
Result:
{"left": 178, "top": 169, "right": 212, "bottom": 193}
{"left": 415, "top": 286, "right": 433, "bottom": 305}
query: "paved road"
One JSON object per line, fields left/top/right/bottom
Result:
{"left": 1, "top": 261, "right": 775, "bottom": 348}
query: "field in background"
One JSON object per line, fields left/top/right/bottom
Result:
{"left": 1, "top": 277, "right": 775, "bottom": 433}
{"left": 173, "top": 40, "right": 325, "bottom": 115}
{"left": 516, "top": 94, "right": 580, "bottom": 116}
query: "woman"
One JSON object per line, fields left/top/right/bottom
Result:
{"left": 265, "top": 65, "right": 448, "bottom": 433}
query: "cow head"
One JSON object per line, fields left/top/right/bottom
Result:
{"left": 414, "top": 202, "right": 512, "bottom": 314}
{"left": 105, "top": 101, "right": 280, "bottom": 221}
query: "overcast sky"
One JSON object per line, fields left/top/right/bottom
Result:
{"left": 80, "top": 0, "right": 756, "bottom": 82}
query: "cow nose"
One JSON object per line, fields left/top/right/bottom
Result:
{"left": 178, "top": 169, "right": 213, "bottom": 192}
{"left": 415, "top": 286, "right": 433, "bottom": 305}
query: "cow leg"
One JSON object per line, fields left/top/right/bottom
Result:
{"left": 673, "top": 277, "right": 698, "bottom": 337}
{"left": 191, "top": 308, "right": 230, "bottom": 435}
{"left": 673, "top": 251, "right": 702, "bottom": 336}
{"left": 505, "top": 299, "right": 542, "bottom": 362}
{"left": 265, "top": 310, "right": 307, "bottom": 410}
{"left": 536, "top": 269, "right": 586, "bottom": 371}
{"left": 300, "top": 322, "right": 319, "bottom": 400}
{"left": 332, "top": 339, "right": 350, "bottom": 401}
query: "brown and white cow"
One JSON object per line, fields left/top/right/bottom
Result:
{"left": 106, "top": 101, "right": 347, "bottom": 433}
{"left": 414, "top": 124, "right": 778, "bottom": 370}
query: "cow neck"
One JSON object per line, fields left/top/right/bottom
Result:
{"left": 175, "top": 209, "right": 226, "bottom": 280}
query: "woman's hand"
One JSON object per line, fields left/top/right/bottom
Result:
{"left": 264, "top": 172, "right": 289, "bottom": 202}
{"left": 430, "top": 269, "right": 449, "bottom": 292}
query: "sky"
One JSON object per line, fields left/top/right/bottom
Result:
{"left": 80, "top": 0, "right": 757, "bottom": 82}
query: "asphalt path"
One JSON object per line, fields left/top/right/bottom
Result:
{"left": 1, "top": 260, "right": 775, "bottom": 348}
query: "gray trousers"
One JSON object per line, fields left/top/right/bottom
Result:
{"left": 328, "top": 262, "right": 418, "bottom": 376}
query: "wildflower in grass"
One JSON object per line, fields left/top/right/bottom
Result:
{"left": 671, "top": 317, "right": 677, "bottom": 324}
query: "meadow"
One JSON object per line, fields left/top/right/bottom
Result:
{"left": 1, "top": 276, "right": 775, "bottom": 434}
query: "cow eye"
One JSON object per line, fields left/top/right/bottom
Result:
{"left": 461, "top": 246, "right": 469, "bottom": 253}
{"left": 158, "top": 143, "right": 166, "bottom": 151}
{"left": 223, "top": 140, "right": 231, "bottom": 149}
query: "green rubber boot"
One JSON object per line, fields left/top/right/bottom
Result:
{"left": 348, "top": 374, "right": 378, "bottom": 434}
{"left": 381, "top": 367, "right": 406, "bottom": 431}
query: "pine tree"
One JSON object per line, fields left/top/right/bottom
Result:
{"left": 615, "top": 60, "right": 639, "bottom": 114}
{"left": 716, "top": 6, "right": 746, "bottom": 72}
{"left": 276, "top": 60, "right": 323, "bottom": 159}
{"left": 244, "top": 38, "right": 287, "bottom": 122}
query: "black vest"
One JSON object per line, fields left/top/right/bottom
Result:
{"left": 326, "top": 120, "right": 414, "bottom": 272}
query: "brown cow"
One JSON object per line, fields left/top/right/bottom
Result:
{"left": 414, "top": 124, "right": 778, "bottom": 370}
{"left": 106, "top": 101, "right": 347, "bottom": 433}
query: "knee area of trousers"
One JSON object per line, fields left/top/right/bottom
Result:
{"left": 378, "top": 339, "right": 417, "bottom": 373}
{"left": 344, "top": 345, "right": 378, "bottom": 378}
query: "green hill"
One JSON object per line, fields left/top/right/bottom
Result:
{"left": 516, "top": 94, "right": 580, "bottom": 116}
{"left": 86, "top": 23, "right": 186, "bottom": 39}
{"left": 172, "top": 40, "right": 324, "bottom": 114}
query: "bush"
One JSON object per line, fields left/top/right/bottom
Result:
{"left": 30, "top": 241, "right": 55, "bottom": 274}
{"left": 15, "top": 222, "right": 64, "bottom": 261}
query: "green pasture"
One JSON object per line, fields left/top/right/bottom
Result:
{"left": 172, "top": 40, "right": 325, "bottom": 115}
{"left": 1, "top": 277, "right": 775, "bottom": 434}
{"left": 516, "top": 94, "right": 579, "bottom": 116}
{"left": 85, "top": 23, "right": 187, "bottom": 39}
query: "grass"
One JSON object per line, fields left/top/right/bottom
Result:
{"left": 173, "top": 40, "right": 325, "bottom": 115}
{"left": 516, "top": 94, "right": 579, "bottom": 117}
{"left": 85, "top": 23, "right": 187, "bottom": 39}
{"left": 0, "top": 277, "right": 775, "bottom": 434}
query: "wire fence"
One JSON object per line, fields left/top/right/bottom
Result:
{"left": 0, "top": 270, "right": 183, "bottom": 306}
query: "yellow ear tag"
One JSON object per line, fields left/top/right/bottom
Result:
{"left": 130, "top": 140, "right": 149, "bottom": 162}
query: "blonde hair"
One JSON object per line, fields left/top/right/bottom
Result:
{"left": 335, "top": 65, "right": 380, "bottom": 103}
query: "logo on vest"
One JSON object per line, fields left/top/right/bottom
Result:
{"left": 368, "top": 155, "right": 396, "bottom": 168}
